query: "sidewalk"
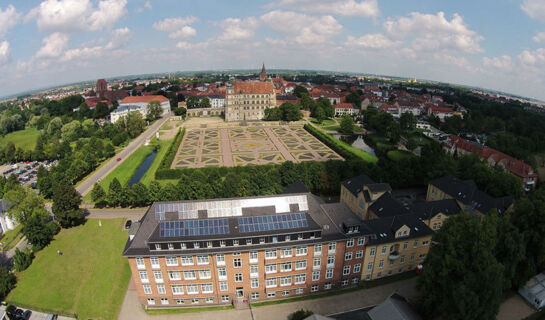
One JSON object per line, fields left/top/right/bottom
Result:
{"left": 118, "top": 277, "right": 418, "bottom": 320}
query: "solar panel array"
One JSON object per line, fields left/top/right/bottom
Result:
{"left": 159, "top": 218, "right": 229, "bottom": 237}
{"left": 237, "top": 213, "right": 308, "bottom": 233}
{"left": 154, "top": 195, "right": 309, "bottom": 220}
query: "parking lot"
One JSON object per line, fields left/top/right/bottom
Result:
{"left": 0, "top": 160, "right": 57, "bottom": 188}
{"left": 0, "top": 305, "right": 75, "bottom": 320}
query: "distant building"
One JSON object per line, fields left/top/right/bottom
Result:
{"left": 96, "top": 79, "right": 107, "bottom": 99}
{"left": 259, "top": 63, "right": 267, "bottom": 82}
{"left": 111, "top": 95, "right": 170, "bottom": 123}
{"left": 0, "top": 199, "right": 17, "bottom": 234}
{"left": 333, "top": 103, "right": 358, "bottom": 117}
{"left": 225, "top": 81, "right": 276, "bottom": 122}
{"left": 519, "top": 272, "right": 545, "bottom": 309}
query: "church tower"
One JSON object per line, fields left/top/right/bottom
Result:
{"left": 259, "top": 63, "right": 267, "bottom": 82}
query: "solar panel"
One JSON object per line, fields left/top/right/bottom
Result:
{"left": 160, "top": 218, "right": 230, "bottom": 237}
{"left": 237, "top": 213, "right": 308, "bottom": 233}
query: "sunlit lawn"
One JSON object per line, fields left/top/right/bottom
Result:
{"left": 0, "top": 128, "right": 40, "bottom": 150}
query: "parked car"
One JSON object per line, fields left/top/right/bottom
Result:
{"left": 116, "top": 157, "right": 122, "bottom": 161}
{"left": 20, "top": 310, "right": 32, "bottom": 320}
{"left": 125, "top": 220, "right": 132, "bottom": 229}
{"left": 45, "top": 314, "right": 58, "bottom": 320}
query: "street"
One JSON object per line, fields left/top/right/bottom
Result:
{"left": 76, "top": 115, "right": 171, "bottom": 197}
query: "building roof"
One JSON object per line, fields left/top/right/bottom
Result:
{"left": 341, "top": 175, "right": 375, "bottom": 196}
{"left": 120, "top": 95, "right": 169, "bottom": 104}
{"left": 304, "top": 315, "right": 334, "bottom": 320}
{"left": 429, "top": 175, "right": 513, "bottom": 215}
{"left": 367, "top": 293, "right": 423, "bottom": 320}
{"left": 232, "top": 81, "right": 274, "bottom": 94}
{"left": 409, "top": 199, "right": 461, "bottom": 220}
{"left": 282, "top": 180, "right": 310, "bottom": 194}
{"left": 368, "top": 193, "right": 412, "bottom": 218}
{"left": 363, "top": 213, "right": 433, "bottom": 245}
{"left": 333, "top": 103, "right": 356, "bottom": 109}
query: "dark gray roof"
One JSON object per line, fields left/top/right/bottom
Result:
{"left": 409, "top": 199, "right": 461, "bottom": 220}
{"left": 367, "top": 183, "right": 392, "bottom": 194}
{"left": 282, "top": 180, "right": 310, "bottom": 194}
{"left": 367, "top": 293, "right": 423, "bottom": 320}
{"left": 363, "top": 213, "right": 433, "bottom": 245}
{"left": 368, "top": 193, "right": 412, "bottom": 218}
{"left": 304, "top": 315, "right": 334, "bottom": 320}
{"left": 341, "top": 175, "right": 376, "bottom": 196}
{"left": 429, "top": 175, "right": 513, "bottom": 215}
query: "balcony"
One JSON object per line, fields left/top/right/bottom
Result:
{"left": 389, "top": 251, "right": 400, "bottom": 261}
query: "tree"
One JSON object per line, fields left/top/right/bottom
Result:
{"left": 290, "top": 309, "right": 313, "bottom": 320}
{"left": 146, "top": 101, "right": 163, "bottom": 121}
{"left": 340, "top": 115, "right": 355, "bottom": 134}
{"left": 13, "top": 248, "right": 33, "bottom": 272}
{"left": 300, "top": 93, "right": 315, "bottom": 111}
{"left": 108, "top": 178, "right": 122, "bottom": 207}
{"left": 22, "top": 215, "right": 60, "bottom": 250}
{"left": 282, "top": 103, "right": 302, "bottom": 121}
{"left": 174, "top": 107, "right": 186, "bottom": 117}
{"left": 0, "top": 266, "right": 15, "bottom": 300}
{"left": 399, "top": 112, "right": 417, "bottom": 131}
{"left": 418, "top": 214, "right": 504, "bottom": 320}
{"left": 199, "top": 97, "right": 211, "bottom": 108}
{"left": 91, "top": 183, "right": 107, "bottom": 207}
{"left": 317, "top": 98, "right": 335, "bottom": 118}
{"left": 131, "top": 183, "right": 150, "bottom": 207}
{"left": 61, "top": 120, "right": 83, "bottom": 143}
{"left": 77, "top": 102, "right": 91, "bottom": 119}
{"left": 117, "top": 111, "right": 146, "bottom": 138}
{"left": 293, "top": 85, "right": 308, "bottom": 98}
{"left": 51, "top": 184, "right": 85, "bottom": 228}
{"left": 345, "top": 91, "right": 362, "bottom": 106}
{"left": 46, "top": 117, "right": 63, "bottom": 137}
{"left": 5, "top": 185, "right": 49, "bottom": 224}
{"left": 186, "top": 96, "right": 200, "bottom": 109}
{"left": 313, "top": 106, "right": 326, "bottom": 123}
{"left": 93, "top": 102, "right": 109, "bottom": 119}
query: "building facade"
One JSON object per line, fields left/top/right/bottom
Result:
{"left": 225, "top": 82, "right": 276, "bottom": 122}
{"left": 111, "top": 95, "right": 170, "bottom": 123}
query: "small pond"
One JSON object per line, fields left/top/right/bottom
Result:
{"left": 128, "top": 151, "right": 157, "bottom": 187}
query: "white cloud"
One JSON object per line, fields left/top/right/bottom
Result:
{"left": 36, "top": 32, "right": 70, "bottom": 58}
{"left": 218, "top": 17, "right": 259, "bottom": 41}
{"left": 26, "top": 0, "right": 127, "bottom": 33}
{"left": 144, "top": 1, "right": 152, "bottom": 9}
{"left": 518, "top": 48, "right": 545, "bottom": 68}
{"left": 483, "top": 55, "right": 513, "bottom": 70}
{"left": 153, "top": 17, "right": 198, "bottom": 39}
{"left": 62, "top": 27, "right": 132, "bottom": 61}
{"left": 176, "top": 41, "right": 209, "bottom": 50}
{"left": 383, "top": 12, "right": 483, "bottom": 54}
{"left": 261, "top": 11, "right": 342, "bottom": 44}
{"left": 521, "top": 0, "right": 545, "bottom": 22}
{"left": 0, "top": 41, "right": 10, "bottom": 65}
{"left": 0, "top": 5, "right": 21, "bottom": 38}
{"left": 266, "top": 0, "right": 379, "bottom": 18}
{"left": 346, "top": 34, "right": 399, "bottom": 49}
{"left": 533, "top": 31, "right": 545, "bottom": 43}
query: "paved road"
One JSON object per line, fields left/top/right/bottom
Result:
{"left": 76, "top": 115, "right": 171, "bottom": 197}
{"left": 85, "top": 208, "right": 147, "bottom": 220}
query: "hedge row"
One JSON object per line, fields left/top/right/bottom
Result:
{"left": 155, "top": 128, "right": 185, "bottom": 179}
{"left": 304, "top": 123, "right": 361, "bottom": 161}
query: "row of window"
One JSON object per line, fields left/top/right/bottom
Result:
{"left": 143, "top": 284, "right": 213, "bottom": 295}
{"left": 368, "top": 240, "right": 430, "bottom": 257}
{"left": 365, "top": 254, "right": 426, "bottom": 271}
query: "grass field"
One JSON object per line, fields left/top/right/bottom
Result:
{"left": 98, "top": 145, "right": 154, "bottom": 190}
{"left": 387, "top": 150, "right": 415, "bottom": 161}
{"left": 0, "top": 224, "right": 23, "bottom": 251}
{"left": 0, "top": 128, "right": 40, "bottom": 150}
{"left": 7, "top": 219, "right": 131, "bottom": 320}
{"left": 140, "top": 138, "right": 172, "bottom": 185}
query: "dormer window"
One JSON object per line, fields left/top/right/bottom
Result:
{"left": 155, "top": 244, "right": 162, "bottom": 250}
{"left": 207, "top": 241, "right": 213, "bottom": 248}
{"left": 193, "top": 242, "right": 200, "bottom": 249}
{"left": 220, "top": 240, "right": 226, "bottom": 247}
{"left": 168, "top": 243, "right": 174, "bottom": 250}
{"left": 260, "top": 238, "right": 266, "bottom": 244}
{"left": 285, "top": 235, "right": 291, "bottom": 241}
{"left": 233, "top": 240, "right": 239, "bottom": 246}
{"left": 181, "top": 243, "right": 187, "bottom": 250}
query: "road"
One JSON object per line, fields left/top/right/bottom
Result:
{"left": 85, "top": 208, "right": 147, "bottom": 220}
{"left": 76, "top": 115, "right": 171, "bottom": 197}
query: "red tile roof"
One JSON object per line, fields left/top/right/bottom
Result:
{"left": 232, "top": 81, "right": 274, "bottom": 94}
{"left": 120, "top": 95, "right": 169, "bottom": 104}
{"left": 333, "top": 103, "right": 355, "bottom": 109}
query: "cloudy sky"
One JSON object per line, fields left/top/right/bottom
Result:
{"left": 1, "top": 0, "right": 545, "bottom": 100}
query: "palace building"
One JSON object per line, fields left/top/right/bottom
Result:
{"left": 122, "top": 191, "right": 372, "bottom": 308}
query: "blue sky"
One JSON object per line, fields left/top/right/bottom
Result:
{"left": 1, "top": 0, "right": 545, "bottom": 100}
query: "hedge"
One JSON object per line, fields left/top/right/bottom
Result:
{"left": 155, "top": 128, "right": 185, "bottom": 179}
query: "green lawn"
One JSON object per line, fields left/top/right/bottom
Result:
{"left": 99, "top": 145, "right": 154, "bottom": 190}
{"left": 0, "top": 128, "right": 40, "bottom": 150}
{"left": 140, "top": 139, "right": 173, "bottom": 185}
{"left": 146, "top": 305, "right": 234, "bottom": 315}
{"left": 7, "top": 219, "right": 131, "bottom": 320}
{"left": 0, "top": 224, "right": 23, "bottom": 251}
{"left": 329, "top": 134, "right": 378, "bottom": 163}
{"left": 387, "top": 150, "right": 415, "bottom": 161}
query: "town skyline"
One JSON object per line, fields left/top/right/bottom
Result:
{"left": 0, "top": 0, "right": 545, "bottom": 100}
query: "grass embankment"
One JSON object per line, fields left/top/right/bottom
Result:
{"left": 304, "top": 124, "right": 377, "bottom": 163}
{"left": 0, "top": 128, "right": 40, "bottom": 150}
{"left": 140, "top": 138, "right": 172, "bottom": 185}
{"left": 387, "top": 150, "right": 415, "bottom": 161}
{"left": 145, "top": 305, "right": 234, "bottom": 315}
{"left": 0, "top": 224, "right": 23, "bottom": 251}
{"left": 7, "top": 219, "right": 131, "bottom": 320}
{"left": 98, "top": 145, "right": 154, "bottom": 190}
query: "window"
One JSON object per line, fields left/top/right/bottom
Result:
{"left": 233, "top": 239, "right": 239, "bottom": 246}
{"left": 194, "top": 242, "right": 200, "bottom": 249}
{"left": 314, "top": 244, "right": 322, "bottom": 255}
{"left": 296, "top": 288, "right": 304, "bottom": 294}
{"left": 150, "top": 257, "right": 159, "bottom": 269}
{"left": 206, "top": 297, "right": 214, "bottom": 304}
{"left": 381, "top": 246, "right": 387, "bottom": 255}
{"left": 166, "top": 256, "right": 178, "bottom": 266}
{"left": 343, "top": 265, "right": 351, "bottom": 275}
{"left": 220, "top": 240, "right": 226, "bottom": 247}
{"left": 186, "top": 285, "right": 199, "bottom": 294}
{"left": 295, "top": 274, "right": 306, "bottom": 284}
{"left": 155, "top": 244, "right": 161, "bottom": 251}
{"left": 327, "top": 256, "right": 335, "bottom": 267}
{"left": 357, "top": 237, "right": 365, "bottom": 246}
{"left": 181, "top": 255, "right": 193, "bottom": 266}
{"left": 197, "top": 255, "right": 209, "bottom": 265}
{"left": 160, "top": 298, "right": 169, "bottom": 305}
{"left": 282, "top": 290, "right": 290, "bottom": 296}
{"left": 181, "top": 243, "right": 187, "bottom": 249}
{"left": 312, "top": 271, "right": 320, "bottom": 281}
{"left": 265, "top": 250, "right": 277, "bottom": 260}
{"left": 281, "top": 262, "right": 292, "bottom": 272}
{"left": 157, "top": 285, "right": 166, "bottom": 294}
{"left": 139, "top": 271, "right": 149, "bottom": 283}
{"left": 235, "top": 273, "right": 243, "bottom": 282}
{"left": 171, "top": 285, "right": 184, "bottom": 295}
{"left": 250, "top": 265, "right": 259, "bottom": 277}
{"left": 168, "top": 243, "right": 174, "bottom": 250}
{"left": 153, "top": 271, "right": 163, "bottom": 283}
{"left": 295, "top": 260, "right": 307, "bottom": 270}
{"left": 352, "top": 277, "right": 359, "bottom": 284}
{"left": 356, "top": 250, "right": 363, "bottom": 259}
{"left": 201, "top": 284, "right": 213, "bottom": 293}
{"left": 199, "top": 270, "right": 211, "bottom": 279}
{"left": 413, "top": 240, "right": 418, "bottom": 248}
{"left": 183, "top": 271, "right": 196, "bottom": 280}
{"left": 218, "top": 268, "right": 227, "bottom": 280}
{"left": 311, "top": 285, "right": 319, "bottom": 292}
{"left": 266, "top": 278, "right": 277, "bottom": 288}
{"left": 249, "top": 251, "right": 258, "bottom": 262}
{"left": 216, "top": 254, "right": 225, "bottom": 266}
{"left": 251, "top": 292, "right": 260, "bottom": 299}
{"left": 260, "top": 237, "right": 266, "bottom": 244}
{"left": 388, "top": 270, "right": 393, "bottom": 275}
{"left": 175, "top": 299, "right": 184, "bottom": 305}
{"left": 265, "top": 264, "right": 277, "bottom": 274}
{"left": 367, "top": 262, "right": 373, "bottom": 271}
{"left": 136, "top": 257, "right": 145, "bottom": 269}
{"left": 221, "top": 295, "right": 229, "bottom": 302}
{"left": 345, "top": 252, "right": 353, "bottom": 261}
{"left": 328, "top": 242, "right": 336, "bottom": 253}
{"left": 326, "top": 269, "right": 333, "bottom": 279}
{"left": 370, "top": 248, "right": 376, "bottom": 257}
{"left": 143, "top": 284, "right": 152, "bottom": 294}
{"left": 366, "top": 274, "right": 371, "bottom": 280}
{"left": 346, "top": 239, "right": 354, "bottom": 247}
{"left": 220, "top": 281, "right": 228, "bottom": 291}
{"left": 251, "top": 278, "right": 259, "bottom": 288}
{"left": 423, "top": 241, "right": 429, "bottom": 246}
{"left": 354, "top": 264, "right": 361, "bottom": 273}
{"left": 400, "top": 256, "right": 405, "bottom": 264}
{"left": 147, "top": 298, "right": 155, "bottom": 305}
{"left": 267, "top": 292, "right": 276, "bottom": 298}
{"left": 342, "top": 279, "right": 349, "bottom": 286}
{"left": 324, "top": 283, "right": 332, "bottom": 290}
{"left": 403, "top": 242, "right": 408, "bottom": 250}
{"left": 378, "top": 260, "right": 384, "bottom": 268}
{"left": 191, "top": 298, "right": 199, "bottom": 304}
{"left": 313, "top": 257, "right": 321, "bottom": 269}
{"left": 419, "top": 254, "right": 427, "bottom": 259}
{"left": 280, "top": 276, "right": 291, "bottom": 286}
{"left": 281, "top": 248, "right": 292, "bottom": 258}
{"left": 296, "top": 246, "right": 308, "bottom": 256}
{"left": 233, "top": 258, "right": 242, "bottom": 268}
{"left": 285, "top": 235, "right": 291, "bottom": 241}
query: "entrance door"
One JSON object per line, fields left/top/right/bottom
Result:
{"left": 236, "top": 287, "right": 244, "bottom": 298}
